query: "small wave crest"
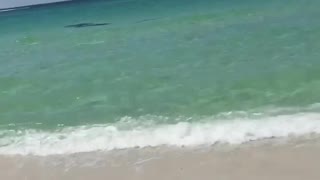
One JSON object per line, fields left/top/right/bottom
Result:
{"left": 1, "top": 112, "right": 320, "bottom": 156}
{"left": 0, "top": 7, "right": 29, "bottom": 13}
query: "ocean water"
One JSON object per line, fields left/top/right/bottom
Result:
{"left": 1, "top": 0, "right": 320, "bottom": 155}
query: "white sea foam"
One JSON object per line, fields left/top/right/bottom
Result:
{"left": 1, "top": 112, "right": 320, "bottom": 156}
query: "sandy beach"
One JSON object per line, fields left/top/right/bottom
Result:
{"left": 1, "top": 138, "right": 320, "bottom": 180}
{"left": 1, "top": 0, "right": 320, "bottom": 179}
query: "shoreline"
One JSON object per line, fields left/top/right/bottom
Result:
{"left": 1, "top": 137, "right": 320, "bottom": 180}
{"left": 0, "top": 0, "right": 70, "bottom": 10}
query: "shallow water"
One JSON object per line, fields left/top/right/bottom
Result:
{"left": 1, "top": 0, "right": 320, "bottom": 155}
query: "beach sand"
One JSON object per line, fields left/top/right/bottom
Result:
{"left": 1, "top": 138, "right": 320, "bottom": 180}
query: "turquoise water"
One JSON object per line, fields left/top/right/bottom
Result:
{"left": 1, "top": 0, "right": 320, "bottom": 155}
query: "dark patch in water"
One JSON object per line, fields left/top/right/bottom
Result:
{"left": 135, "top": 18, "right": 161, "bottom": 24}
{"left": 64, "top": 22, "right": 111, "bottom": 28}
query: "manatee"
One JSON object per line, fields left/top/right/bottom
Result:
{"left": 64, "top": 22, "right": 111, "bottom": 28}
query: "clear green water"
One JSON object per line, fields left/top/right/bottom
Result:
{"left": 1, "top": 0, "right": 320, "bottom": 155}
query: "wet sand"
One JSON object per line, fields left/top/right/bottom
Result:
{"left": 1, "top": 139, "right": 320, "bottom": 180}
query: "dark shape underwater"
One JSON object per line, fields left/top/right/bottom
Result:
{"left": 64, "top": 22, "right": 111, "bottom": 28}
